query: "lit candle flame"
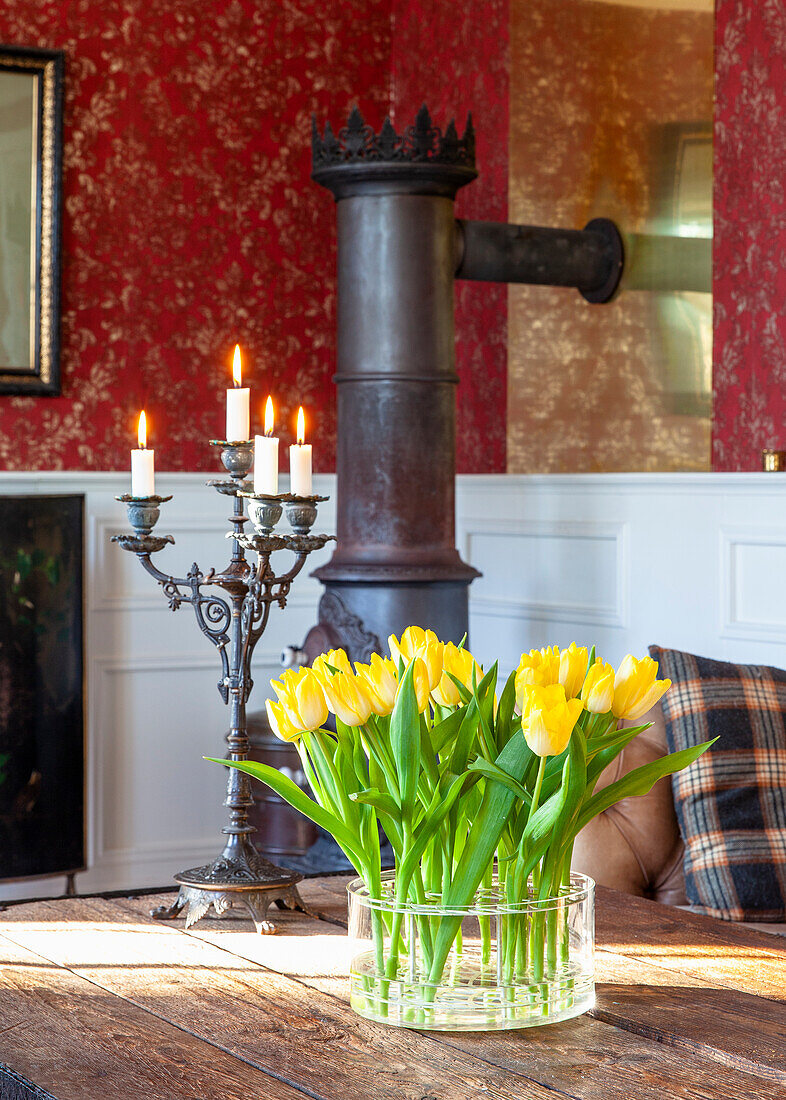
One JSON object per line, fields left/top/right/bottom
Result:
{"left": 232, "top": 344, "right": 242, "bottom": 388}
{"left": 296, "top": 406, "right": 305, "bottom": 445}
{"left": 264, "top": 396, "right": 274, "bottom": 437}
{"left": 137, "top": 410, "right": 147, "bottom": 449}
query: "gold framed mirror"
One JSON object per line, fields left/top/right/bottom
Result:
{"left": 0, "top": 46, "right": 63, "bottom": 396}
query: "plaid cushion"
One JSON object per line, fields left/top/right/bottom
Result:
{"left": 649, "top": 646, "right": 786, "bottom": 922}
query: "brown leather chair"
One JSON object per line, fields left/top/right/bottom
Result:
{"left": 572, "top": 705, "right": 786, "bottom": 934}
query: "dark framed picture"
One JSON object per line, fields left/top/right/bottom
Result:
{"left": 0, "top": 45, "right": 64, "bottom": 396}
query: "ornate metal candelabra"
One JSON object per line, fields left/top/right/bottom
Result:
{"left": 112, "top": 440, "right": 334, "bottom": 932}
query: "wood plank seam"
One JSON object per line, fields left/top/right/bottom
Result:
{"left": 588, "top": 1005, "right": 786, "bottom": 1087}
{"left": 0, "top": 929, "right": 325, "bottom": 1100}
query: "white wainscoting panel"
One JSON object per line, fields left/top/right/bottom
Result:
{"left": 457, "top": 474, "right": 786, "bottom": 676}
{"left": 0, "top": 472, "right": 334, "bottom": 902}
{"left": 3, "top": 470, "right": 786, "bottom": 901}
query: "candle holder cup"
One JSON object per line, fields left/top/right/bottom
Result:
{"left": 239, "top": 491, "right": 328, "bottom": 538}
{"left": 245, "top": 496, "right": 284, "bottom": 535}
{"left": 112, "top": 443, "right": 334, "bottom": 933}
{"left": 116, "top": 493, "right": 173, "bottom": 537}
{"left": 210, "top": 438, "right": 255, "bottom": 479}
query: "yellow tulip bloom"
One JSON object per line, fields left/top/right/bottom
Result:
{"left": 270, "top": 667, "right": 328, "bottom": 732}
{"left": 395, "top": 655, "right": 431, "bottom": 713}
{"left": 514, "top": 646, "right": 561, "bottom": 710}
{"left": 520, "top": 683, "right": 583, "bottom": 757}
{"left": 581, "top": 660, "right": 615, "bottom": 714}
{"left": 311, "top": 647, "right": 353, "bottom": 683}
{"left": 433, "top": 641, "right": 481, "bottom": 707}
{"left": 388, "top": 626, "right": 444, "bottom": 691}
{"left": 559, "top": 642, "right": 589, "bottom": 699}
{"left": 266, "top": 697, "right": 304, "bottom": 743}
{"left": 355, "top": 653, "right": 399, "bottom": 716}
{"left": 322, "top": 669, "right": 375, "bottom": 727}
{"left": 612, "top": 654, "right": 672, "bottom": 721}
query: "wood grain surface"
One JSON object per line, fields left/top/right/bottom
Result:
{"left": 0, "top": 877, "right": 782, "bottom": 1100}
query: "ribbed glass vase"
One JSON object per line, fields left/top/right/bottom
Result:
{"left": 347, "top": 870, "right": 595, "bottom": 1031}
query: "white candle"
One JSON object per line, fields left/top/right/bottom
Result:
{"left": 254, "top": 396, "right": 279, "bottom": 495}
{"left": 289, "top": 406, "right": 312, "bottom": 496}
{"left": 131, "top": 410, "right": 155, "bottom": 497}
{"left": 226, "top": 344, "right": 250, "bottom": 440}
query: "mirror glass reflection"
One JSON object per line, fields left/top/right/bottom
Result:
{"left": 0, "top": 69, "right": 37, "bottom": 372}
{"left": 507, "top": 0, "right": 714, "bottom": 472}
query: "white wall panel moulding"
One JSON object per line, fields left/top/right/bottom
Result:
{"left": 464, "top": 520, "right": 628, "bottom": 629}
{"left": 720, "top": 527, "right": 786, "bottom": 642}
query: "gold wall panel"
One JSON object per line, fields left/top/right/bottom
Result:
{"left": 507, "top": 0, "right": 713, "bottom": 472}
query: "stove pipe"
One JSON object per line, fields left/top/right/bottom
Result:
{"left": 296, "top": 106, "right": 623, "bottom": 665}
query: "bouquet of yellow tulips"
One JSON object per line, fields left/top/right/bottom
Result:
{"left": 211, "top": 628, "right": 711, "bottom": 1029}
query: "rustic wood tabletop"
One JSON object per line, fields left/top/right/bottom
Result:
{"left": 0, "top": 876, "right": 783, "bottom": 1099}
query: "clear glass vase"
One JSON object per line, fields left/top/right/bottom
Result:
{"left": 347, "top": 870, "right": 595, "bottom": 1031}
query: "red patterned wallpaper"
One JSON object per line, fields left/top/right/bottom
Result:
{"left": 390, "top": 0, "right": 509, "bottom": 474}
{"left": 0, "top": 0, "right": 391, "bottom": 472}
{"left": 14, "top": 2, "right": 766, "bottom": 473}
{"left": 714, "top": 0, "right": 786, "bottom": 470}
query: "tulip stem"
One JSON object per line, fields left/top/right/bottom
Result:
{"left": 528, "top": 757, "right": 547, "bottom": 828}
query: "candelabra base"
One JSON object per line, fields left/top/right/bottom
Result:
{"left": 150, "top": 851, "right": 310, "bottom": 934}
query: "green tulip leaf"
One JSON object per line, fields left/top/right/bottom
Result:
{"left": 350, "top": 787, "right": 402, "bottom": 821}
{"left": 205, "top": 756, "right": 364, "bottom": 867}
{"left": 430, "top": 707, "right": 467, "bottom": 755}
{"left": 466, "top": 758, "right": 532, "bottom": 805}
{"left": 577, "top": 738, "right": 717, "bottom": 831}
{"left": 586, "top": 722, "right": 652, "bottom": 789}
{"left": 495, "top": 669, "right": 518, "bottom": 751}
{"left": 389, "top": 660, "right": 421, "bottom": 819}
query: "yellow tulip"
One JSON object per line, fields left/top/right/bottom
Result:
{"left": 266, "top": 697, "right": 303, "bottom": 743}
{"left": 270, "top": 667, "right": 328, "bottom": 732}
{"left": 612, "top": 654, "right": 672, "bottom": 721}
{"left": 396, "top": 655, "right": 431, "bottom": 713}
{"left": 519, "top": 683, "right": 583, "bottom": 757}
{"left": 388, "top": 626, "right": 444, "bottom": 691}
{"left": 311, "top": 647, "right": 353, "bottom": 683}
{"left": 321, "top": 669, "right": 375, "bottom": 727}
{"left": 559, "top": 642, "right": 589, "bottom": 699}
{"left": 433, "top": 642, "right": 481, "bottom": 707}
{"left": 514, "top": 646, "right": 561, "bottom": 710}
{"left": 355, "top": 653, "right": 399, "bottom": 717}
{"left": 581, "top": 660, "right": 615, "bottom": 714}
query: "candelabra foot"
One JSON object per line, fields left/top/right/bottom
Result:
{"left": 150, "top": 893, "right": 189, "bottom": 922}
{"left": 151, "top": 883, "right": 307, "bottom": 934}
{"left": 150, "top": 850, "right": 311, "bottom": 934}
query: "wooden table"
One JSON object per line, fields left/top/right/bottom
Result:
{"left": 0, "top": 876, "right": 783, "bottom": 1099}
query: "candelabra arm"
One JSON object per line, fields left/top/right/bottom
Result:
{"left": 265, "top": 551, "right": 312, "bottom": 605}
{"left": 136, "top": 553, "right": 232, "bottom": 697}
{"left": 136, "top": 553, "right": 199, "bottom": 603}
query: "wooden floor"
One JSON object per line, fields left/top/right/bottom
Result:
{"left": 0, "top": 877, "right": 784, "bottom": 1099}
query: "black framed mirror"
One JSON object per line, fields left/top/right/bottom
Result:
{"left": 0, "top": 45, "right": 63, "bottom": 396}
